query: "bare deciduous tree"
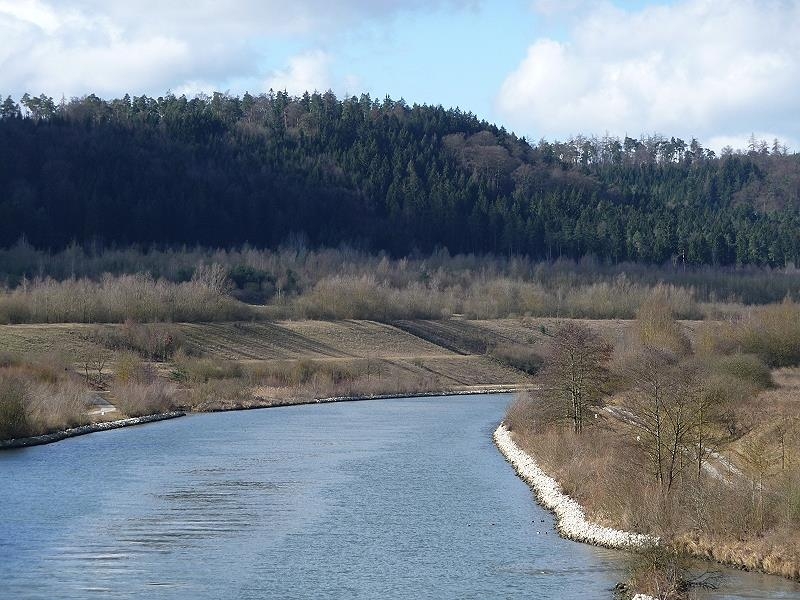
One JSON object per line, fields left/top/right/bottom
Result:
{"left": 539, "top": 322, "right": 612, "bottom": 434}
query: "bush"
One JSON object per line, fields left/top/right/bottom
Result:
{"left": 182, "top": 378, "right": 251, "bottom": 411}
{"left": 245, "top": 358, "right": 371, "bottom": 387}
{"left": 0, "top": 352, "right": 17, "bottom": 369}
{"left": 504, "top": 392, "right": 564, "bottom": 433}
{"left": 635, "top": 289, "right": 692, "bottom": 354}
{"left": 91, "top": 322, "right": 187, "bottom": 361}
{"left": 24, "top": 379, "right": 88, "bottom": 433}
{"left": 172, "top": 355, "right": 243, "bottom": 383}
{"left": 112, "top": 352, "right": 160, "bottom": 386}
{"left": 112, "top": 380, "right": 175, "bottom": 417}
{"left": 0, "top": 376, "right": 30, "bottom": 439}
{"left": 0, "top": 271, "right": 253, "bottom": 324}
{"left": 296, "top": 275, "right": 452, "bottom": 320}
{"left": 713, "top": 353, "right": 773, "bottom": 389}
{"left": 736, "top": 301, "right": 800, "bottom": 367}
{"left": 490, "top": 343, "right": 543, "bottom": 375}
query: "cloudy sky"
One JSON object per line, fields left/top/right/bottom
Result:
{"left": 1, "top": 0, "right": 798, "bottom": 150}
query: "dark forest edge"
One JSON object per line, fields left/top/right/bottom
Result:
{"left": 1, "top": 91, "right": 799, "bottom": 266}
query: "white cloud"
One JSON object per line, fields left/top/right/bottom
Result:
{"left": 705, "top": 133, "right": 797, "bottom": 155}
{"left": 497, "top": 0, "right": 800, "bottom": 147}
{"left": 265, "top": 51, "right": 332, "bottom": 95}
{"left": 0, "top": 0, "right": 473, "bottom": 98}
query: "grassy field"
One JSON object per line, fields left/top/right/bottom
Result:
{"left": 0, "top": 318, "right": 538, "bottom": 429}
{"left": 179, "top": 320, "right": 454, "bottom": 360}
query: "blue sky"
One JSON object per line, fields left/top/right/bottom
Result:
{"left": 1, "top": 0, "right": 798, "bottom": 151}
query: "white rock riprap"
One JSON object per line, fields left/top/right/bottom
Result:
{"left": 493, "top": 424, "right": 659, "bottom": 551}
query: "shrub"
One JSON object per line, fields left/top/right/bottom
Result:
{"left": 24, "top": 379, "right": 88, "bottom": 433}
{"left": 0, "top": 272, "right": 253, "bottom": 324}
{"left": 504, "top": 392, "right": 564, "bottom": 433}
{"left": 91, "top": 322, "right": 188, "bottom": 361}
{"left": 113, "top": 351, "right": 157, "bottom": 384}
{"left": 244, "top": 358, "right": 371, "bottom": 387}
{"left": 0, "top": 376, "right": 30, "bottom": 439}
{"left": 0, "top": 352, "right": 17, "bottom": 369}
{"left": 182, "top": 378, "right": 251, "bottom": 411}
{"left": 296, "top": 275, "right": 452, "bottom": 320}
{"left": 713, "top": 353, "right": 773, "bottom": 389}
{"left": 736, "top": 300, "right": 800, "bottom": 367}
{"left": 635, "top": 289, "right": 692, "bottom": 354}
{"left": 112, "top": 380, "right": 175, "bottom": 417}
{"left": 490, "top": 343, "right": 543, "bottom": 375}
{"left": 172, "top": 355, "right": 243, "bottom": 383}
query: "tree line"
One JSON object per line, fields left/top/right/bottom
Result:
{"left": 1, "top": 91, "right": 799, "bottom": 266}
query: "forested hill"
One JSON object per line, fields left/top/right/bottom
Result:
{"left": 1, "top": 91, "right": 799, "bottom": 266}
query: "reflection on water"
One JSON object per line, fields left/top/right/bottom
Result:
{"left": 1, "top": 395, "right": 798, "bottom": 599}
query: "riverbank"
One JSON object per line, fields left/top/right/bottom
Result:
{"left": 202, "top": 385, "right": 527, "bottom": 411}
{"left": 0, "top": 411, "right": 185, "bottom": 449}
{"left": 500, "top": 421, "right": 800, "bottom": 591}
{"left": 493, "top": 424, "right": 658, "bottom": 551}
{"left": 0, "top": 388, "right": 525, "bottom": 450}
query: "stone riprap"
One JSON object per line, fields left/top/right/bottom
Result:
{"left": 493, "top": 424, "right": 659, "bottom": 551}
{"left": 0, "top": 412, "right": 185, "bottom": 450}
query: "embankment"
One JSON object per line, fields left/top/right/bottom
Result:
{"left": 0, "top": 412, "right": 185, "bottom": 450}
{"left": 493, "top": 423, "right": 658, "bottom": 551}
{"left": 1, "top": 389, "right": 523, "bottom": 449}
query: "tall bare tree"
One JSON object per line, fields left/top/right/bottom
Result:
{"left": 622, "top": 347, "right": 677, "bottom": 487}
{"left": 539, "top": 322, "right": 612, "bottom": 434}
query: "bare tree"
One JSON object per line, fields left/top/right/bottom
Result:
{"left": 622, "top": 347, "right": 677, "bottom": 487}
{"left": 738, "top": 434, "right": 779, "bottom": 533}
{"left": 623, "top": 350, "right": 708, "bottom": 492}
{"left": 539, "top": 322, "right": 611, "bottom": 434}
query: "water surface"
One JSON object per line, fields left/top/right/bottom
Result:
{"left": 1, "top": 395, "right": 798, "bottom": 599}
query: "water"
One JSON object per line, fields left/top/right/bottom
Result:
{"left": 1, "top": 395, "right": 798, "bottom": 599}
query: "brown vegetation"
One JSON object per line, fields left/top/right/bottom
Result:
{"left": 6, "top": 245, "right": 800, "bottom": 325}
{"left": 0, "top": 354, "right": 90, "bottom": 438}
{"left": 0, "top": 267, "right": 251, "bottom": 324}
{"left": 506, "top": 296, "right": 800, "bottom": 588}
{"left": 111, "top": 380, "right": 177, "bottom": 417}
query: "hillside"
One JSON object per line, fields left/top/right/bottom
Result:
{"left": 1, "top": 92, "right": 799, "bottom": 266}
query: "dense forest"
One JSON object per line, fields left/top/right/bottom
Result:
{"left": 1, "top": 91, "right": 799, "bottom": 266}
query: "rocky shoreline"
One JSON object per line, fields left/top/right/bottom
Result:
{"left": 1, "top": 388, "right": 520, "bottom": 450}
{"left": 208, "top": 386, "right": 526, "bottom": 412}
{"left": 494, "top": 424, "right": 660, "bottom": 599}
{"left": 0, "top": 412, "right": 186, "bottom": 450}
{"left": 493, "top": 424, "right": 659, "bottom": 550}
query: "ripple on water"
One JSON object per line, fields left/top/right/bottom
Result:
{"left": 1, "top": 395, "right": 798, "bottom": 600}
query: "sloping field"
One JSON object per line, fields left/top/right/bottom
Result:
{"left": 0, "top": 320, "right": 459, "bottom": 361}
{"left": 0, "top": 318, "right": 701, "bottom": 364}
{"left": 394, "top": 355, "right": 531, "bottom": 386}
{"left": 179, "top": 320, "right": 455, "bottom": 360}
{"left": 392, "top": 319, "right": 501, "bottom": 354}
{"left": 473, "top": 318, "right": 633, "bottom": 347}
{"left": 0, "top": 323, "right": 105, "bottom": 356}
{"left": 393, "top": 317, "right": 635, "bottom": 353}
{"left": 473, "top": 317, "right": 704, "bottom": 347}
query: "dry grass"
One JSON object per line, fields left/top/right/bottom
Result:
{"left": 0, "top": 362, "right": 90, "bottom": 438}
{"left": 179, "top": 320, "right": 454, "bottom": 360}
{"left": 0, "top": 318, "right": 538, "bottom": 434}
{"left": 0, "top": 270, "right": 252, "bottom": 324}
{"left": 506, "top": 303, "right": 800, "bottom": 582}
{"left": 111, "top": 380, "right": 176, "bottom": 417}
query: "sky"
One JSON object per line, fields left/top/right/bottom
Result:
{"left": 1, "top": 0, "right": 798, "bottom": 151}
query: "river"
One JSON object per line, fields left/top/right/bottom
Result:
{"left": 1, "top": 394, "right": 798, "bottom": 599}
